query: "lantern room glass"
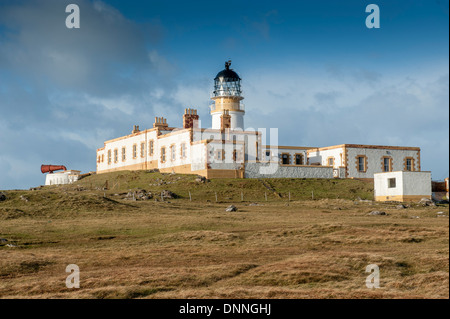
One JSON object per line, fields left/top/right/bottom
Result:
{"left": 213, "top": 78, "right": 242, "bottom": 97}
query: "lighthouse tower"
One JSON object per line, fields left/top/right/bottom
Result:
{"left": 211, "top": 61, "right": 244, "bottom": 130}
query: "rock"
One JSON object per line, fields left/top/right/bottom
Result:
{"left": 160, "top": 190, "right": 177, "bottom": 199}
{"left": 396, "top": 204, "right": 408, "bottom": 209}
{"left": 410, "top": 216, "right": 420, "bottom": 219}
{"left": 436, "top": 212, "right": 446, "bottom": 215}
{"left": 225, "top": 205, "right": 238, "bottom": 212}
{"left": 20, "top": 195, "right": 29, "bottom": 202}
{"left": 248, "top": 202, "right": 260, "bottom": 206}
{"left": 418, "top": 198, "right": 436, "bottom": 207}
{"left": 0, "top": 192, "right": 6, "bottom": 201}
{"left": 195, "top": 176, "right": 207, "bottom": 183}
{"left": 6, "top": 244, "right": 18, "bottom": 248}
{"left": 368, "top": 211, "right": 386, "bottom": 216}
{"left": 0, "top": 238, "right": 8, "bottom": 243}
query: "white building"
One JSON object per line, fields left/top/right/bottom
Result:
{"left": 96, "top": 61, "right": 423, "bottom": 180}
{"left": 307, "top": 144, "right": 421, "bottom": 179}
{"left": 374, "top": 171, "right": 431, "bottom": 202}
{"left": 45, "top": 170, "right": 81, "bottom": 186}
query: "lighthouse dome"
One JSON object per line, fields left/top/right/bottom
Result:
{"left": 213, "top": 60, "right": 242, "bottom": 97}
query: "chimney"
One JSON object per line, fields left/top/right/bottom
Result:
{"left": 153, "top": 117, "right": 169, "bottom": 129}
{"left": 220, "top": 110, "right": 231, "bottom": 130}
{"left": 132, "top": 125, "right": 140, "bottom": 134}
{"left": 183, "top": 108, "right": 199, "bottom": 129}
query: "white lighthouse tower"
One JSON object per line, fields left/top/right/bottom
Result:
{"left": 210, "top": 61, "right": 245, "bottom": 130}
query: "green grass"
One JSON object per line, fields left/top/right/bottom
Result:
{"left": 0, "top": 171, "right": 447, "bottom": 299}
{"left": 71, "top": 170, "right": 374, "bottom": 202}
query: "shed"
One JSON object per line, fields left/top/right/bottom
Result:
{"left": 374, "top": 171, "right": 431, "bottom": 202}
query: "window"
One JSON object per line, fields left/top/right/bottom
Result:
{"left": 140, "top": 142, "right": 145, "bottom": 158}
{"left": 132, "top": 144, "right": 137, "bottom": 159}
{"left": 122, "top": 147, "right": 126, "bottom": 161}
{"left": 233, "top": 150, "right": 238, "bottom": 162}
{"left": 295, "top": 154, "right": 304, "bottom": 165}
{"left": 382, "top": 157, "right": 392, "bottom": 172}
{"left": 114, "top": 149, "right": 118, "bottom": 163}
{"left": 281, "top": 153, "right": 290, "bottom": 165}
{"left": 215, "top": 149, "right": 225, "bottom": 161}
{"left": 180, "top": 143, "right": 186, "bottom": 158}
{"left": 327, "top": 157, "right": 334, "bottom": 166}
{"left": 149, "top": 140, "right": 154, "bottom": 156}
{"left": 97, "top": 156, "right": 101, "bottom": 163}
{"left": 404, "top": 157, "right": 414, "bottom": 171}
{"left": 161, "top": 147, "right": 166, "bottom": 163}
{"left": 388, "top": 178, "right": 396, "bottom": 188}
{"left": 101, "top": 154, "right": 104, "bottom": 163}
{"left": 107, "top": 150, "right": 112, "bottom": 164}
{"left": 255, "top": 142, "right": 259, "bottom": 161}
{"left": 357, "top": 155, "right": 367, "bottom": 172}
{"left": 265, "top": 151, "right": 271, "bottom": 157}
{"left": 170, "top": 145, "right": 176, "bottom": 161}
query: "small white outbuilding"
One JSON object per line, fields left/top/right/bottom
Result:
{"left": 45, "top": 170, "right": 81, "bottom": 186}
{"left": 374, "top": 171, "right": 432, "bottom": 202}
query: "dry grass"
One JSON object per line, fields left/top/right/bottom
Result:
{"left": 0, "top": 172, "right": 448, "bottom": 299}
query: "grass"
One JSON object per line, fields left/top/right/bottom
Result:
{"left": 0, "top": 171, "right": 448, "bottom": 299}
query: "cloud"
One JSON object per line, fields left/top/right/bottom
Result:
{"left": 0, "top": 0, "right": 178, "bottom": 189}
{"left": 243, "top": 64, "right": 449, "bottom": 179}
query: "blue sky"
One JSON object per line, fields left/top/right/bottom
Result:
{"left": 0, "top": 0, "right": 448, "bottom": 189}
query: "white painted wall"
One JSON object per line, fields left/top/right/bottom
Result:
{"left": 263, "top": 147, "right": 308, "bottom": 165}
{"left": 374, "top": 171, "right": 431, "bottom": 198}
{"left": 308, "top": 147, "right": 344, "bottom": 167}
{"left": 211, "top": 111, "right": 244, "bottom": 130}
{"left": 45, "top": 170, "right": 81, "bottom": 186}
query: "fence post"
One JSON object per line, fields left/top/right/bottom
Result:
{"left": 289, "top": 191, "right": 291, "bottom": 202}
{"left": 265, "top": 191, "right": 267, "bottom": 201}
{"left": 215, "top": 192, "right": 218, "bottom": 202}
{"left": 189, "top": 191, "right": 192, "bottom": 202}
{"left": 312, "top": 191, "right": 314, "bottom": 200}
{"left": 241, "top": 191, "right": 243, "bottom": 202}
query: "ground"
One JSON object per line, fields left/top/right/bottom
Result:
{"left": 0, "top": 171, "right": 448, "bottom": 299}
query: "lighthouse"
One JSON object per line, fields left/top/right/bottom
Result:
{"left": 211, "top": 60, "right": 245, "bottom": 130}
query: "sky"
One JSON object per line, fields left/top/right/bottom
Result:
{"left": 0, "top": 0, "right": 448, "bottom": 189}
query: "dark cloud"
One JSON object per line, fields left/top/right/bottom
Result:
{"left": 0, "top": 0, "right": 181, "bottom": 189}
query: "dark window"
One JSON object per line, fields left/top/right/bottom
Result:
{"left": 265, "top": 151, "right": 270, "bottom": 157}
{"left": 282, "top": 154, "right": 289, "bottom": 165}
{"left": 406, "top": 158, "right": 412, "bottom": 171}
{"left": 295, "top": 154, "right": 303, "bottom": 165}
{"left": 358, "top": 157, "right": 365, "bottom": 172}
{"left": 388, "top": 178, "right": 396, "bottom": 188}
{"left": 383, "top": 158, "right": 391, "bottom": 172}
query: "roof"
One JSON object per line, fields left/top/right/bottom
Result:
{"left": 214, "top": 60, "right": 240, "bottom": 81}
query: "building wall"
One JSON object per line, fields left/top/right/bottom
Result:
{"left": 157, "top": 130, "right": 192, "bottom": 171}
{"left": 374, "top": 171, "right": 431, "bottom": 201}
{"left": 45, "top": 171, "right": 81, "bottom": 185}
{"left": 308, "top": 147, "right": 344, "bottom": 167}
{"left": 211, "top": 110, "right": 244, "bottom": 130}
{"left": 207, "top": 140, "right": 245, "bottom": 170}
{"left": 245, "top": 162, "right": 334, "bottom": 179}
{"left": 346, "top": 147, "right": 420, "bottom": 179}
{"left": 307, "top": 145, "right": 420, "bottom": 179}
{"left": 263, "top": 147, "right": 309, "bottom": 165}
{"left": 96, "top": 129, "right": 160, "bottom": 173}
{"left": 192, "top": 129, "right": 260, "bottom": 162}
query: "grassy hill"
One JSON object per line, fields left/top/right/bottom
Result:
{"left": 74, "top": 170, "right": 375, "bottom": 202}
{"left": 0, "top": 171, "right": 448, "bottom": 299}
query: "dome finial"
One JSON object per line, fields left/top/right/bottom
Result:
{"left": 225, "top": 60, "right": 231, "bottom": 70}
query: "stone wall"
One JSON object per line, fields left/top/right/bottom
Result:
{"left": 244, "top": 162, "right": 334, "bottom": 179}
